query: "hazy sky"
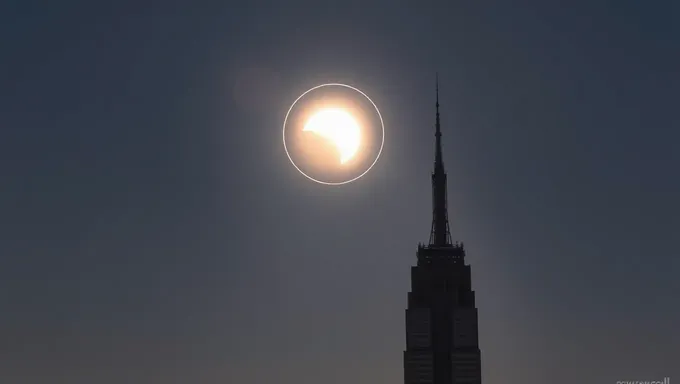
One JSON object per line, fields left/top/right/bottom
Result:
{"left": 1, "top": 1, "right": 679, "bottom": 384}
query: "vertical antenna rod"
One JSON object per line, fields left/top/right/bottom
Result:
{"left": 429, "top": 74, "right": 452, "bottom": 246}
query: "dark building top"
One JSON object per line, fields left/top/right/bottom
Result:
{"left": 429, "top": 74, "right": 453, "bottom": 248}
{"left": 404, "top": 76, "right": 482, "bottom": 384}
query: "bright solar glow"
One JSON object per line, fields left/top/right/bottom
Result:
{"left": 303, "top": 108, "right": 361, "bottom": 164}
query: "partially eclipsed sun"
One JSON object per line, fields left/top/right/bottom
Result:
{"left": 303, "top": 108, "right": 361, "bottom": 164}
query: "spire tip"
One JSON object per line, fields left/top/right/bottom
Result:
{"left": 435, "top": 73, "right": 439, "bottom": 106}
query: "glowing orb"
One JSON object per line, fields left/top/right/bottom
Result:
{"left": 282, "top": 83, "right": 385, "bottom": 185}
{"left": 303, "top": 108, "right": 361, "bottom": 165}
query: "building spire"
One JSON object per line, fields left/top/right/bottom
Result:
{"left": 429, "top": 74, "right": 452, "bottom": 246}
{"left": 435, "top": 73, "right": 443, "bottom": 169}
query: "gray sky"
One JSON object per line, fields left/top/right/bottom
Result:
{"left": 1, "top": 1, "right": 678, "bottom": 383}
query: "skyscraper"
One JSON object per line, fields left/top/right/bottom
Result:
{"left": 403, "top": 78, "right": 482, "bottom": 384}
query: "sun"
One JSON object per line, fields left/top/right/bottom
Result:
{"left": 282, "top": 82, "right": 385, "bottom": 185}
{"left": 303, "top": 108, "right": 361, "bottom": 164}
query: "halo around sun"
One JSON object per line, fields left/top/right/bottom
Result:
{"left": 282, "top": 83, "right": 385, "bottom": 185}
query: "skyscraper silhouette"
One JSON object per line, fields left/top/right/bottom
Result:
{"left": 403, "top": 77, "right": 482, "bottom": 384}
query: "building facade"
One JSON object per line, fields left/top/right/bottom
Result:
{"left": 403, "top": 80, "right": 482, "bottom": 384}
